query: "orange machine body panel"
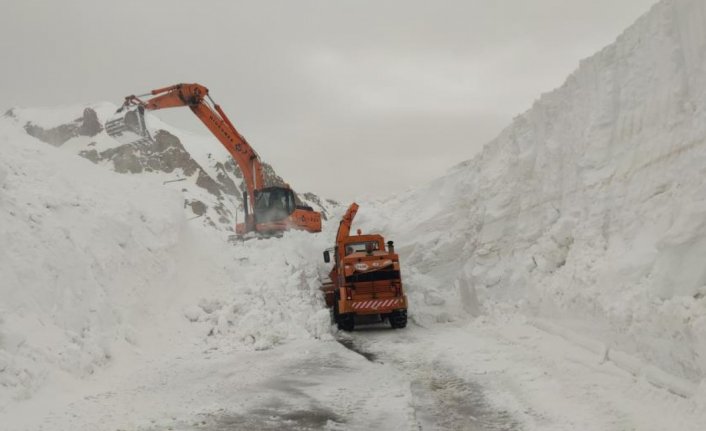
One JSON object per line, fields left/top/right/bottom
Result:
{"left": 236, "top": 207, "right": 322, "bottom": 236}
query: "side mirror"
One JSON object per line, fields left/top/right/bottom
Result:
{"left": 323, "top": 250, "right": 330, "bottom": 263}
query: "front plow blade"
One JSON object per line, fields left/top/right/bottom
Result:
{"left": 104, "top": 105, "right": 153, "bottom": 146}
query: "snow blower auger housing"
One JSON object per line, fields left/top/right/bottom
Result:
{"left": 321, "top": 203, "right": 408, "bottom": 331}
{"left": 105, "top": 83, "right": 322, "bottom": 237}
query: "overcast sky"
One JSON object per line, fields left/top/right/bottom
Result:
{"left": 1, "top": 0, "right": 657, "bottom": 201}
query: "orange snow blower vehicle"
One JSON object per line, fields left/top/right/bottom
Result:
{"left": 321, "top": 203, "right": 408, "bottom": 331}
{"left": 105, "top": 83, "right": 321, "bottom": 237}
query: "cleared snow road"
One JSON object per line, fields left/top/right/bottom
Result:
{"left": 339, "top": 326, "right": 518, "bottom": 431}
{"left": 138, "top": 324, "right": 519, "bottom": 431}
{"left": 14, "top": 324, "right": 515, "bottom": 431}
{"left": 12, "top": 317, "right": 706, "bottom": 431}
{"left": 335, "top": 319, "right": 706, "bottom": 431}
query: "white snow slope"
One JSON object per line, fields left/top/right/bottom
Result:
{"left": 0, "top": 123, "right": 184, "bottom": 403}
{"left": 0, "top": 123, "right": 333, "bottom": 428}
{"left": 359, "top": 0, "right": 706, "bottom": 393}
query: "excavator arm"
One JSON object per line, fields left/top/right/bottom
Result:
{"left": 106, "top": 82, "right": 322, "bottom": 236}
{"left": 112, "top": 83, "right": 264, "bottom": 212}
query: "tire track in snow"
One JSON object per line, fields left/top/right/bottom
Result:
{"left": 339, "top": 327, "right": 520, "bottom": 431}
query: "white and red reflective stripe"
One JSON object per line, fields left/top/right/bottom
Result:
{"left": 351, "top": 298, "right": 403, "bottom": 309}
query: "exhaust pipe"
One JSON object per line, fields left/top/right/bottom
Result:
{"left": 243, "top": 190, "right": 249, "bottom": 222}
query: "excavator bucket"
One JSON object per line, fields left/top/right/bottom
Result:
{"left": 104, "top": 105, "right": 154, "bottom": 146}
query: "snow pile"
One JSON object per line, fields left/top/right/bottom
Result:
{"left": 0, "top": 122, "right": 183, "bottom": 406}
{"left": 181, "top": 230, "right": 334, "bottom": 351}
{"left": 362, "top": 0, "right": 706, "bottom": 387}
{"left": 0, "top": 120, "right": 331, "bottom": 413}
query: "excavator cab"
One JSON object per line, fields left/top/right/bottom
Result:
{"left": 105, "top": 105, "right": 153, "bottom": 146}
{"left": 238, "top": 185, "right": 320, "bottom": 236}
{"left": 253, "top": 186, "right": 297, "bottom": 223}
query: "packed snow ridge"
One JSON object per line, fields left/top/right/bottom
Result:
{"left": 359, "top": 0, "right": 706, "bottom": 390}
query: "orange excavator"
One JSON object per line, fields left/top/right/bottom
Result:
{"left": 105, "top": 83, "right": 321, "bottom": 236}
{"left": 321, "top": 203, "right": 408, "bottom": 331}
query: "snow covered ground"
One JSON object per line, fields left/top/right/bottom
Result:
{"left": 0, "top": 126, "right": 337, "bottom": 429}
{"left": 2, "top": 126, "right": 706, "bottom": 430}
{"left": 4, "top": 0, "right": 706, "bottom": 429}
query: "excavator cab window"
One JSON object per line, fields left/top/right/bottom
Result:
{"left": 344, "top": 241, "right": 379, "bottom": 255}
{"left": 253, "top": 187, "right": 296, "bottom": 223}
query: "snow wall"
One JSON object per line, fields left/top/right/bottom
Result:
{"left": 360, "top": 0, "right": 706, "bottom": 386}
{"left": 0, "top": 124, "right": 181, "bottom": 405}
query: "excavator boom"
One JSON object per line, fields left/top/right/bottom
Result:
{"left": 105, "top": 83, "right": 321, "bottom": 236}
{"left": 107, "top": 84, "right": 264, "bottom": 203}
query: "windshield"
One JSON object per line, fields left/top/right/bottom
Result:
{"left": 344, "top": 241, "right": 379, "bottom": 255}
{"left": 254, "top": 188, "right": 296, "bottom": 223}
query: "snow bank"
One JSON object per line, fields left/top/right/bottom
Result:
{"left": 0, "top": 120, "right": 332, "bottom": 414}
{"left": 181, "top": 230, "right": 333, "bottom": 352}
{"left": 362, "top": 0, "right": 706, "bottom": 386}
{"left": 0, "top": 123, "right": 187, "bottom": 406}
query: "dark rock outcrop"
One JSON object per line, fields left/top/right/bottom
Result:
{"left": 22, "top": 108, "right": 103, "bottom": 147}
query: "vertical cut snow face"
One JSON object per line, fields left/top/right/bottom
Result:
{"left": 362, "top": 0, "right": 706, "bottom": 385}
